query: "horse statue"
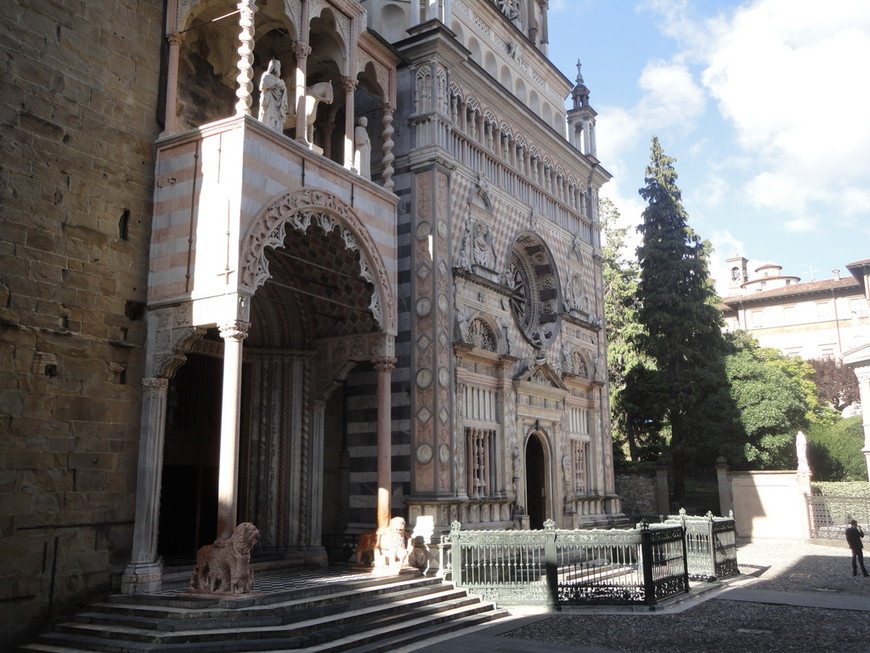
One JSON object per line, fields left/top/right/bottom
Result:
{"left": 293, "top": 81, "right": 333, "bottom": 144}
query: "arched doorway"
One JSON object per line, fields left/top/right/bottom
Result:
{"left": 525, "top": 433, "right": 547, "bottom": 529}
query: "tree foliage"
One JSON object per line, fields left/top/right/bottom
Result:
{"left": 807, "top": 416, "right": 867, "bottom": 481}
{"left": 723, "top": 331, "right": 815, "bottom": 469}
{"left": 628, "top": 137, "right": 738, "bottom": 492}
{"left": 807, "top": 357, "right": 860, "bottom": 412}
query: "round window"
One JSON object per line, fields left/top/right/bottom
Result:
{"left": 507, "top": 234, "right": 560, "bottom": 348}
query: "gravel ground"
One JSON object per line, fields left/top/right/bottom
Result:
{"left": 501, "top": 539, "right": 870, "bottom": 653}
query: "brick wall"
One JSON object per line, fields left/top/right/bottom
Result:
{"left": 0, "top": 0, "right": 163, "bottom": 645}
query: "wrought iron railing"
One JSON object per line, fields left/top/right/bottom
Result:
{"left": 445, "top": 520, "right": 690, "bottom": 606}
{"left": 662, "top": 510, "right": 739, "bottom": 580}
{"left": 805, "top": 495, "right": 870, "bottom": 540}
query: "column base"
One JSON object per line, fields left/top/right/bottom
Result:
{"left": 121, "top": 559, "right": 164, "bottom": 594}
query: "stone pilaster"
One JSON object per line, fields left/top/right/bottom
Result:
{"left": 122, "top": 377, "right": 169, "bottom": 594}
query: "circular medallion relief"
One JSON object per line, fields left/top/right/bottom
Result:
{"left": 416, "top": 297, "right": 432, "bottom": 317}
{"left": 507, "top": 234, "right": 561, "bottom": 348}
{"left": 417, "top": 444, "right": 434, "bottom": 464}
{"left": 416, "top": 368, "right": 433, "bottom": 388}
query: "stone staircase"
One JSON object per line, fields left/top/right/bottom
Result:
{"left": 20, "top": 569, "right": 510, "bottom": 652}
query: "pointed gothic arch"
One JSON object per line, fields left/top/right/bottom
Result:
{"left": 239, "top": 188, "right": 397, "bottom": 335}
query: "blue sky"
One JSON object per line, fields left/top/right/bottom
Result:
{"left": 546, "top": 0, "right": 870, "bottom": 295}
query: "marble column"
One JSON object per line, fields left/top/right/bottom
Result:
{"left": 163, "top": 33, "right": 182, "bottom": 135}
{"left": 343, "top": 77, "right": 358, "bottom": 170}
{"left": 293, "top": 40, "right": 312, "bottom": 143}
{"left": 121, "top": 377, "right": 169, "bottom": 593}
{"left": 217, "top": 321, "right": 249, "bottom": 538}
{"left": 374, "top": 357, "right": 397, "bottom": 528}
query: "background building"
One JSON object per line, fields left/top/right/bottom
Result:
{"left": 0, "top": 0, "right": 620, "bottom": 645}
{"left": 721, "top": 256, "right": 870, "bottom": 361}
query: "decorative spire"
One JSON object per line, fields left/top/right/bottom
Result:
{"left": 571, "top": 60, "right": 590, "bottom": 110}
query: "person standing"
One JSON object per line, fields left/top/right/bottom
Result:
{"left": 845, "top": 519, "right": 869, "bottom": 577}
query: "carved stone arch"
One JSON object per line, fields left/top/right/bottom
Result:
{"left": 448, "top": 81, "right": 463, "bottom": 102}
{"left": 467, "top": 178, "right": 493, "bottom": 213}
{"left": 468, "top": 313, "right": 501, "bottom": 353}
{"left": 356, "top": 57, "right": 388, "bottom": 99}
{"left": 515, "top": 133, "right": 528, "bottom": 149}
{"left": 466, "top": 96, "right": 481, "bottom": 114}
{"left": 572, "top": 350, "right": 591, "bottom": 378}
{"left": 415, "top": 65, "right": 432, "bottom": 113}
{"left": 307, "top": 4, "right": 351, "bottom": 91}
{"left": 434, "top": 65, "right": 448, "bottom": 114}
{"left": 483, "top": 109, "right": 498, "bottom": 127}
{"left": 499, "top": 121, "right": 513, "bottom": 139}
{"left": 525, "top": 426, "right": 552, "bottom": 452}
{"left": 239, "top": 188, "right": 397, "bottom": 334}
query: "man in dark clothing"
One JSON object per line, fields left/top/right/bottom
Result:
{"left": 845, "top": 519, "right": 868, "bottom": 577}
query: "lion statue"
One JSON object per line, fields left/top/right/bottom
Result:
{"left": 189, "top": 522, "right": 260, "bottom": 594}
{"left": 354, "top": 516, "right": 411, "bottom": 569}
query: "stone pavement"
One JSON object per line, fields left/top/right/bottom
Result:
{"left": 404, "top": 538, "right": 870, "bottom": 653}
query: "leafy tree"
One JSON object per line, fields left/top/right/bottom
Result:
{"left": 807, "top": 357, "right": 860, "bottom": 412}
{"left": 599, "top": 198, "right": 656, "bottom": 461}
{"left": 807, "top": 415, "right": 866, "bottom": 481}
{"left": 724, "top": 331, "right": 814, "bottom": 469}
{"left": 630, "top": 137, "right": 739, "bottom": 495}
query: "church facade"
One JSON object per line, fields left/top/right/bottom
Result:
{"left": 0, "top": 0, "right": 619, "bottom": 643}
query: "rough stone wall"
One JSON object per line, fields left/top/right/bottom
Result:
{"left": 0, "top": 0, "right": 164, "bottom": 645}
{"left": 615, "top": 472, "right": 658, "bottom": 522}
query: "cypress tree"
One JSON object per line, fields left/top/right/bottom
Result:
{"left": 633, "top": 137, "right": 734, "bottom": 498}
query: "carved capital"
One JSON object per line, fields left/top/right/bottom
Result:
{"left": 342, "top": 76, "right": 358, "bottom": 93}
{"left": 292, "top": 40, "right": 312, "bottom": 59}
{"left": 142, "top": 377, "right": 169, "bottom": 391}
{"left": 372, "top": 356, "right": 397, "bottom": 373}
{"left": 166, "top": 32, "right": 183, "bottom": 47}
{"left": 219, "top": 321, "right": 250, "bottom": 342}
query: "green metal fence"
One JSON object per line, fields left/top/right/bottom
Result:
{"left": 445, "top": 520, "right": 690, "bottom": 606}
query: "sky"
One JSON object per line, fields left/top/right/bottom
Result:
{"left": 546, "top": 0, "right": 870, "bottom": 296}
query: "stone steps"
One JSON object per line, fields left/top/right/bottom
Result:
{"left": 20, "top": 570, "right": 509, "bottom": 652}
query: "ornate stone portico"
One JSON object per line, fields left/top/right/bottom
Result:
{"left": 122, "top": 0, "right": 621, "bottom": 594}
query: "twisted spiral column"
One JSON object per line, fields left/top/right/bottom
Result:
{"left": 234, "top": 0, "right": 257, "bottom": 116}
{"left": 381, "top": 102, "right": 395, "bottom": 191}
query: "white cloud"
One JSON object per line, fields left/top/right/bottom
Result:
{"left": 701, "top": 0, "right": 870, "bottom": 221}
{"left": 638, "top": 61, "right": 706, "bottom": 131}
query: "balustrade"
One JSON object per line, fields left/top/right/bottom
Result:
{"left": 422, "top": 110, "right": 592, "bottom": 237}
